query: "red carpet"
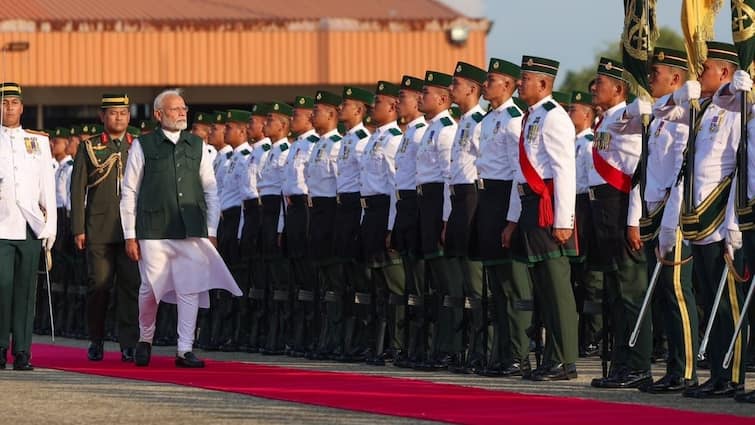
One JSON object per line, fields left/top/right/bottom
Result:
{"left": 31, "top": 344, "right": 753, "bottom": 425}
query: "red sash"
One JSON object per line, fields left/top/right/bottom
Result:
{"left": 518, "top": 111, "right": 554, "bottom": 228}
{"left": 591, "top": 119, "right": 632, "bottom": 193}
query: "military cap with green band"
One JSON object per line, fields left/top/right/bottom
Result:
{"left": 520, "top": 55, "right": 560, "bottom": 77}
{"left": 705, "top": 41, "right": 739, "bottom": 65}
{"left": 315, "top": 90, "right": 342, "bottom": 107}
{"left": 424, "top": 70, "right": 453, "bottom": 89}
{"left": 343, "top": 86, "right": 375, "bottom": 104}
{"left": 101, "top": 93, "right": 129, "bottom": 108}
{"left": 652, "top": 47, "right": 688, "bottom": 70}
{"left": 269, "top": 101, "right": 294, "bottom": 117}
{"left": 399, "top": 75, "right": 424, "bottom": 93}
{"left": 0, "top": 82, "right": 22, "bottom": 98}
{"left": 570, "top": 90, "right": 593, "bottom": 105}
{"left": 193, "top": 111, "right": 213, "bottom": 125}
{"left": 54, "top": 127, "right": 72, "bottom": 138}
{"left": 90, "top": 123, "right": 104, "bottom": 134}
{"left": 488, "top": 58, "right": 521, "bottom": 79}
{"left": 375, "top": 81, "right": 400, "bottom": 98}
{"left": 552, "top": 91, "right": 570, "bottom": 106}
{"left": 70, "top": 125, "right": 84, "bottom": 137}
{"left": 212, "top": 110, "right": 227, "bottom": 124}
{"left": 252, "top": 103, "right": 271, "bottom": 116}
{"left": 596, "top": 57, "right": 628, "bottom": 82}
{"left": 226, "top": 109, "right": 252, "bottom": 124}
{"left": 454, "top": 61, "right": 487, "bottom": 85}
{"left": 294, "top": 96, "right": 315, "bottom": 110}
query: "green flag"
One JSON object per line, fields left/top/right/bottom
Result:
{"left": 732, "top": 0, "right": 755, "bottom": 75}
{"left": 621, "top": 0, "right": 659, "bottom": 98}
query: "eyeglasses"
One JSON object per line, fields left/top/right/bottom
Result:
{"left": 161, "top": 106, "right": 188, "bottom": 113}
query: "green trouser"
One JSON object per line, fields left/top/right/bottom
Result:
{"left": 317, "top": 261, "right": 344, "bottom": 353}
{"left": 0, "top": 231, "right": 41, "bottom": 354}
{"left": 440, "top": 257, "right": 478, "bottom": 355}
{"left": 291, "top": 257, "right": 317, "bottom": 352}
{"left": 402, "top": 254, "right": 425, "bottom": 359}
{"left": 265, "top": 258, "right": 291, "bottom": 352}
{"left": 530, "top": 256, "right": 578, "bottom": 366}
{"left": 743, "top": 230, "right": 755, "bottom": 368}
{"left": 486, "top": 260, "right": 533, "bottom": 366}
{"left": 379, "top": 258, "right": 405, "bottom": 353}
{"left": 645, "top": 236, "right": 698, "bottom": 380}
{"left": 571, "top": 260, "right": 603, "bottom": 348}
{"left": 425, "top": 256, "right": 452, "bottom": 355}
{"left": 602, "top": 255, "right": 651, "bottom": 372}
{"left": 692, "top": 241, "right": 747, "bottom": 384}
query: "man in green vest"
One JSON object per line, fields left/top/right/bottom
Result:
{"left": 70, "top": 94, "right": 141, "bottom": 362}
{"left": 121, "top": 89, "right": 242, "bottom": 368}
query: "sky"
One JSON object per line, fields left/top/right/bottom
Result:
{"left": 439, "top": 0, "right": 735, "bottom": 86}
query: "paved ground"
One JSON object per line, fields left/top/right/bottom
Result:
{"left": 0, "top": 335, "right": 751, "bottom": 424}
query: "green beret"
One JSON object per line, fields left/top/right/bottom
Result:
{"left": 652, "top": 47, "right": 688, "bottom": 70}
{"left": 0, "top": 82, "right": 22, "bottom": 98}
{"left": 127, "top": 126, "right": 140, "bottom": 137}
{"left": 138, "top": 120, "right": 157, "bottom": 131}
{"left": 570, "top": 91, "right": 593, "bottom": 105}
{"left": 226, "top": 109, "right": 252, "bottom": 124}
{"left": 193, "top": 112, "right": 213, "bottom": 125}
{"left": 54, "top": 127, "right": 72, "bottom": 138}
{"left": 269, "top": 101, "right": 294, "bottom": 117}
{"left": 454, "top": 61, "right": 487, "bottom": 85}
{"left": 706, "top": 41, "right": 739, "bottom": 65}
{"left": 101, "top": 93, "right": 129, "bottom": 108}
{"left": 424, "top": 70, "right": 453, "bottom": 89}
{"left": 449, "top": 105, "right": 462, "bottom": 120}
{"left": 375, "top": 81, "right": 400, "bottom": 98}
{"left": 552, "top": 91, "right": 570, "bottom": 106}
{"left": 315, "top": 90, "right": 342, "bottom": 107}
{"left": 488, "top": 58, "right": 521, "bottom": 79}
{"left": 597, "top": 57, "right": 627, "bottom": 82}
{"left": 400, "top": 75, "right": 424, "bottom": 93}
{"left": 212, "top": 110, "right": 227, "bottom": 124}
{"left": 521, "top": 55, "right": 560, "bottom": 77}
{"left": 294, "top": 96, "right": 315, "bottom": 109}
{"left": 343, "top": 86, "right": 374, "bottom": 104}
{"left": 252, "top": 103, "right": 271, "bottom": 117}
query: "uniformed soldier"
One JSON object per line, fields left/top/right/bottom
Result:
{"left": 444, "top": 61, "right": 487, "bottom": 373}
{"left": 238, "top": 102, "right": 273, "bottom": 352}
{"left": 475, "top": 58, "right": 534, "bottom": 377}
{"left": 664, "top": 42, "right": 747, "bottom": 398}
{"left": 0, "top": 82, "right": 57, "bottom": 370}
{"left": 191, "top": 111, "right": 218, "bottom": 165}
{"left": 259, "top": 101, "right": 293, "bottom": 355}
{"left": 623, "top": 47, "right": 699, "bottom": 393}
{"left": 335, "top": 89, "right": 374, "bottom": 362}
{"left": 392, "top": 76, "right": 428, "bottom": 368}
{"left": 359, "top": 81, "right": 404, "bottom": 366}
{"left": 413, "top": 70, "right": 458, "bottom": 370}
{"left": 70, "top": 94, "right": 141, "bottom": 362}
{"left": 306, "top": 91, "right": 343, "bottom": 359}
{"left": 502, "top": 56, "right": 579, "bottom": 381}
{"left": 566, "top": 90, "right": 604, "bottom": 359}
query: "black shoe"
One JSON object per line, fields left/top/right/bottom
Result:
{"left": 639, "top": 374, "right": 697, "bottom": 393}
{"left": 0, "top": 347, "right": 6, "bottom": 369}
{"left": 735, "top": 389, "right": 755, "bottom": 403}
{"left": 579, "top": 343, "right": 600, "bottom": 358}
{"left": 502, "top": 360, "right": 531, "bottom": 377}
{"left": 596, "top": 369, "right": 652, "bottom": 389}
{"left": 590, "top": 366, "right": 628, "bottom": 388}
{"left": 530, "top": 362, "right": 577, "bottom": 381}
{"left": 476, "top": 362, "right": 504, "bottom": 377}
{"left": 175, "top": 352, "right": 205, "bottom": 368}
{"left": 219, "top": 341, "right": 238, "bottom": 352}
{"left": 87, "top": 341, "right": 104, "bottom": 361}
{"left": 393, "top": 352, "right": 412, "bottom": 368}
{"left": 121, "top": 347, "right": 135, "bottom": 362}
{"left": 12, "top": 352, "right": 33, "bottom": 371}
{"left": 447, "top": 353, "right": 468, "bottom": 374}
{"left": 682, "top": 377, "right": 743, "bottom": 399}
{"left": 134, "top": 342, "right": 152, "bottom": 367}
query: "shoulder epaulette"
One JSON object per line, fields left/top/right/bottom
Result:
{"left": 329, "top": 134, "right": 342, "bottom": 142}
{"left": 280, "top": 143, "right": 289, "bottom": 152}
{"left": 585, "top": 134, "right": 594, "bottom": 141}
{"left": 307, "top": 134, "right": 319, "bottom": 143}
{"left": 388, "top": 127, "right": 402, "bottom": 136}
{"left": 414, "top": 122, "right": 426, "bottom": 129}
{"left": 241, "top": 149, "right": 251, "bottom": 155}
{"left": 439, "top": 117, "right": 454, "bottom": 127}
{"left": 542, "top": 101, "right": 557, "bottom": 111}
{"left": 471, "top": 112, "right": 484, "bottom": 123}
{"left": 506, "top": 106, "right": 522, "bottom": 118}
{"left": 26, "top": 129, "right": 49, "bottom": 137}
{"left": 355, "top": 129, "right": 369, "bottom": 140}
{"left": 262, "top": 144, "right": 272, "bottom": 152}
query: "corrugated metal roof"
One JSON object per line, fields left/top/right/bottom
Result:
{"left": 0, "top": 0, "right": 463, "bottom": 22}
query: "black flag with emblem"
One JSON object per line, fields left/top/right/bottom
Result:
{"left": 621, "top": 0, "right": 658, "bottom": 98}
{"left": 732, "top": 0, "right": 755, "bottom": 76}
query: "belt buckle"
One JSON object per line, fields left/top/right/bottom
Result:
{"left": 396, "top": 190, "right": 401, "bottom": 201}
{"left": 450, "top": 185, "right": 456, "bottom": 196}
{"left": 476, "top": 178, "right": 485, "bottom": 190}
{"left": 417, "top": 185, "right": 423, "bottom": 196}
{"left": 336, "top": 194, "right": 341, "bottom": 204}
{"left": 307, "top": 195, "right": 313, "bottom": 208}
{"left": 588, "top": 187, "right": 596, "bottom": 201}
{"left": 517, "top": 184, "right": 525, "bottom": 197}
{"left": 360, "top": 198, "right": 367, "bottom": 209}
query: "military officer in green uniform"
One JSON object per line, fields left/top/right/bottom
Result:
{"left": 0, "top": 82, "right": 57, "bottom": 370}
{"left": 70, "top": 94, "right": 141, "bottom": 362}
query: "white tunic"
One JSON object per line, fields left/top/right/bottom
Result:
{"left": 239, "top": 138, "right": 272, "bottom": 201}
{"left": 55, "top": 155, "right": 74, "bottom": 210}
{"left": 476, "top": 98, "right": 522, "bottom": 181}
{"left": 282, "top": 129, "right": 318, "bottom": 196}
{"left": 449, "top": 104, "right": 485, "bottom": 185}
{"left": 306, "top": 129, "right": 341, "bottom": 197}
{"left": 220, "top": 142, "right": 251, "bottom": 211}
{"left": 0, "top": 126, "right": 57, "bottom": 240}
{"left": 575, "top": 129, "right": 594, "bottom": 195}
{"left": 214, "top": 145, "right": 233, "bottom": 203}
{"left": 416, "top": 109, "right": 457, "bottom": 220}
{"left": 394, "top": 116, "right": 428, "bottom": 191}
{"left": 588, "top": 101, "right": 639, "bottom": 188}
{"left": 337, "top": 123, "right": 370, "bottom": 194}
{"left": 360, "top": 121, "right": 402, "bottom": 230}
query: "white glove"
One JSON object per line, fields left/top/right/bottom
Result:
{"left": 657, "top": 226, "right": 677, "bottom": 256}
{"left": 44, "top": 236, "right": 55, "bottom": 251}
{"left": 732, "top": 70, "right": 753, "bottom": 92}
{"left": 625, "top": 98, "right": 652, "bottom": 119}
{"left": 672, "top": 80, "right": 701, "bottom": 105}
{"left": 726, "top": 229, "right": 743, "bottom": 259}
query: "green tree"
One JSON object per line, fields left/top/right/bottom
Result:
{"left": 558, "top": 27, "right": 685, "bottom": 94}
